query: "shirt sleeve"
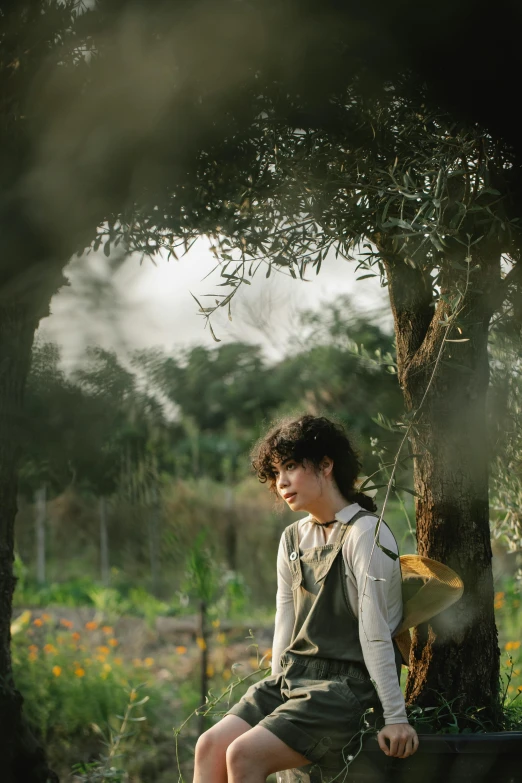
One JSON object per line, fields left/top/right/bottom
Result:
{"left": 348, "top": 523, "right": 408, "bottom": 725}
{"left": 271, "top": 532, "right": 295, "bottom": 675}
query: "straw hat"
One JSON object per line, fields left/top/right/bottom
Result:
{"left": 392, "top": 555, "right": 464, "bottom": 665}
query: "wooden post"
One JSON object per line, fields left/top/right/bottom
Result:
{"left": 198, "top": 598, "right": 208, "bottom": 737}
{"left": 99, "top": 496, "right": 110, "bottom": 586}
{"left": 35, "top": 485, "right": 46, "bottom": 585}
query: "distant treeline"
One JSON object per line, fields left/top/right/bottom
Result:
{"left": 15, "top": 296, "right": 409, "bottom": 598}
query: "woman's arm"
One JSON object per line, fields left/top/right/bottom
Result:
{"left": 271, "top": 532, "right": 295, "bottom": 675}
{"left": 346, "top": 522, "right": 408, "bottom": 725}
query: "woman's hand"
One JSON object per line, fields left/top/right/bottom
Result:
{"left": 377, "top": 723, "right": 419, "bottom": 758}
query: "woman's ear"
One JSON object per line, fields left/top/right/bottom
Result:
{"left": 321, "top": 457, "right": 334, "bottom": 479}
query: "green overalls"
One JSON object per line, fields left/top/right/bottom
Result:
{"left": 227, "top": 511, "right": 402, "bottom": 782}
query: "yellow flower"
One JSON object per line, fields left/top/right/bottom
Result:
{"left": 216, "top": 632, "right": 226, "bottom": 644}
{"left": 144, "top": 657, "right": 154, "bottom": 667}
{"left": 222, "top": 668, "right": 231, "bottom": 681}
{"left": 176, "top": 646, "right": 187, "bottom": 654}
{"left": 518, "top": 686, "right": 522, "bottom": 693}
{"left": 28, "top": 651, "right": 38, "bottom": 662}
{"left": 43, "top": 644, "right": 57, "bottom": 655}
{"left": 130, "top": 690, "right": 137, "bottom": 702}
{"left": 196, "top": 637, "right": 207, "bottom": 651}
{"left": 249, "top": 657, "right": 259, "bottom": 670}
{"left": 505, "top": 641, "right": 521, "bottom": 651}
{"left": 263, "top": 648, "right": 273, "bottom": 658}
{"left": 132, "top": 658, "right": 143, "bottom": 667}
{"left": 108, "top": 638, "right": 118, "bottom": 647}
{"left": 96, "top": 654, "right": 107, "bottom": 663}
{"left": 211, "top": 619, "right": 220, "bottom": 628}
{"left": 52, "top": 666, "right": 62, "bottom": 677}
{"left": 33, "top": 618, "right": 43, "bottom": 627}
{"left": 206, "top": 663, "right": 215, "bottom": 677}
{"left": 103, "top": 663, "right": 112, "bottom": 673}
{"left": 514, "top": 669, "right": 520, "bottom": 676}
{"left": 74, "top": 667, "right": 85, "bottom": 678}
{"left": 508, "top": 685, "right": 514, "bottom": 694}
{"left": 97, "top": 646, "right": 110, "bottom": 655}
{"left": 101, "top": 626, "right": 114, "bottom": 635}
{"left": 85, "top": 621, "right": 98, "bottom": 631}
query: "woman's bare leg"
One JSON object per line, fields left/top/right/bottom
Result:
{"left": 226, "top": 725, "right": 311, "bottom": 783}
{"left": 193, "top": 715, "right": 251, "bottom": 783}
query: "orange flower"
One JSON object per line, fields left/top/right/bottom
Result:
{"left": 42, "top": 613, "right": 52, "bottom": 622}
{"left": 85, "top": 621, "right": 98, "bottom": 631}
{"left": 114, "top": 657, "right": 123, "bottom": 666}
{"left": 132, "top": 658, "right": 143, "bottom": 667}
{"left": 72, "top": 632, "right": 81, "bottom": 641}
{"left": 43, "top": 644, "right": 57, "bottom": 655}
{"left": 96, "top": 646, "right": 110, "bottom": 655}
{"left": 144, "top": 657, "right": 154, "bottom": 667}
{"left": 60, "top": 619, "right": 73, "bottom": 629}
{"left": 28, "top": 644, "right": 38, "bottom": 654}
{"left": 505, "top": 641, "right": 521, "bottom": 651}
{"left": 176, "top": 646, "right": 187, "bottom": 654}
{"left": 101, "top": 626, "right": 114, "bottom": 635}
{"left": 96, "top": 654, "right": 107, "bottom": 663}
{"left": 33, "top": 618, "right": 43, "bottom": 627}
{"left": 74, "top": 667, "right": 85, "bottom": 678}
{"left": 108, "top": 638, "right": 118, "bottom": 648}
{"left": 28, "top": 651, "right": 38, "bottom": 662}
{"left": 52, "top": 666, "right": 62, "bottom": 677}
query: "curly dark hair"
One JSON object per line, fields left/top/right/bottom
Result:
{"left": 250, "top": 414, "right": 377, "bottom": 513}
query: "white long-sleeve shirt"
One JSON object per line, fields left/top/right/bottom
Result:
{"left": 271, "top": 502, "right": 408, "bottom": 725}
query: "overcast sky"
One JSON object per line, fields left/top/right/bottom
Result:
{"left": 37, "top": 238, "right": 393, "bottom": 369}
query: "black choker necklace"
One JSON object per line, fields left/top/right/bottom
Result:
{"left": 313, "top": 519, "right": 337, "bottom": 528}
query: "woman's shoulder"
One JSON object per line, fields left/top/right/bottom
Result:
{"left": 348, "top": 512, "right": 398, "bottom": 552}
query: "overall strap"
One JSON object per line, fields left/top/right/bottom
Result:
{"left": 284, "top": 521, "right": 303, "bottom": 590}
{"left": 314, "top": 510, "right": 377, "bottom": 585}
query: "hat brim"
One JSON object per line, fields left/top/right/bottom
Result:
{"left": 392, "top": 555, "right": 464, "bottom": 664}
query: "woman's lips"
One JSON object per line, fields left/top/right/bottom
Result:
{"left": 285, "top": 493, "right": 297, "bottom": 502}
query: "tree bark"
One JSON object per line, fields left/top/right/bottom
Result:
{"left": 383, "top": 247, "right": 502, "bottom": 725}
{"left": 0, "top": 301, "right": 58, "bottom": 782}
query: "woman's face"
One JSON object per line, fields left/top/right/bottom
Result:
{"left": 273, "top": 457, "right": 326, "bottom": 512}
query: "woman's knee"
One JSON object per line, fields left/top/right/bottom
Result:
{"left": 226, "top": 736, "right": 256, "bottom": 776}
{"left": 195, "top": 725, "right": 226, "bottom": 762}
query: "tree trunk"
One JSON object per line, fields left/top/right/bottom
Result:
{"left": 99, "top": 496, "right": 110, "bottom": 587}
{"left": 0, "top": 302, "right": 58, "bottom": 782}
{"left": 34, "top": 486, "right": 46, "bottom": 586}
{"left": 383, "top": 247, "right": 501, "bottom": 725}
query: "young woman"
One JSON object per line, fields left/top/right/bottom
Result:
{"left": 193, "top": 414, "right": 418, "bottom": 783}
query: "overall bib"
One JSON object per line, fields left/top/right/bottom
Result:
{"left": 227, "top": 511, "right": 402, "bottom": 782}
